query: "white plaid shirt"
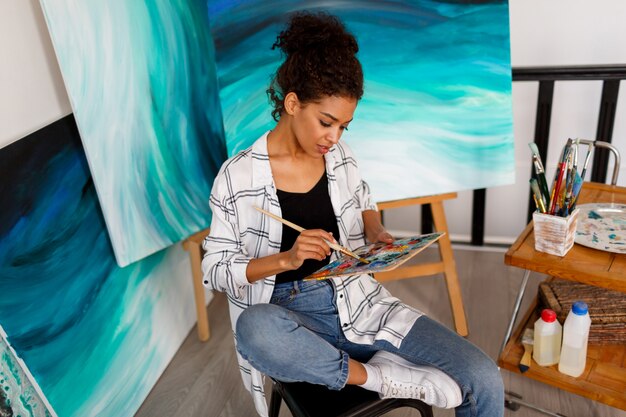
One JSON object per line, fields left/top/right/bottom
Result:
{"left": 202, "top": 132, "right": 423, "bottom": 417}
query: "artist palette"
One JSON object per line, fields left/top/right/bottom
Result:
{"left": 304, "top": 233, "right": 443, "bottom": 280}
{"left": 575, "top": 203, "right": 626, "bottom": 254}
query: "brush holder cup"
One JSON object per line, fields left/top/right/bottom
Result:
{"left": 533, "top": 209, "right": 579, "bottom": 257}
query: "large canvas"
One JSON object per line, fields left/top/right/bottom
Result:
{"left": 0, "top": 116, "right": 196, "bottom": 417}
{"left": 208, "top": 0, "right": 514, "bottom": 202}
{"left": 39, "top": 1, "right": 228, "bottom": 266}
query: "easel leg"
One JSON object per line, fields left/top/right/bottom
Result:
{"left": 430, "top": 201, "right": 469, "bottom": 336}
{"left": 188, "top": 242, "right": 210, "bottom": 342}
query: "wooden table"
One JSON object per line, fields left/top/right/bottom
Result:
{"left": 500, "top": 182, "right": 626, "bottom": 411}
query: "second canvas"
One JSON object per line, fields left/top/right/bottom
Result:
{"left": 40, "top": 0, "right": 227, "bottom": 266}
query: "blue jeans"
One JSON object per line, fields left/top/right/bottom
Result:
{"left": 236, "top": 279, "right": 504, "bottom": 417}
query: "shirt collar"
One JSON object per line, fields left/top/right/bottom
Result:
{"left": 251, "top": 131, "right": 273, "bottom": 188}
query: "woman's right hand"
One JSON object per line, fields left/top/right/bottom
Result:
{"left": 285, "top": 229, "right": 335, "bottom": 270}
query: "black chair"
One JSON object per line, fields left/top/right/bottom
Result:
{"left": 269, "top": 379, "right": 434, "bottom": 417}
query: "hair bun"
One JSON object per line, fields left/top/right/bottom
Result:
{"left": 267, "top": 11, "right": 364, "bottom": 121}
{"left": 273, "top": 12, "right": 359, "bottom": 56}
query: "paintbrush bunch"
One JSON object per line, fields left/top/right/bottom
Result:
{"left": 528, "top": 139, "right": 591, "bottom": 217}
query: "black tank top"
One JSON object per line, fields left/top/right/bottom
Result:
{"left": 275, "top": 171, "right": 340, "bottom": 283}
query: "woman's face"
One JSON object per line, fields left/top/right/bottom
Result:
{"left": 289, "top": 94, "right": 357, "bottom": 157}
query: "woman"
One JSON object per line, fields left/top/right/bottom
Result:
{"left": 202, "top": 11, "right": 504, "bottom": 417}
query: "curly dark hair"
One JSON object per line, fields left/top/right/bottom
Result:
{"left": 267, "top": 12, "right": 364, "bottom": 121}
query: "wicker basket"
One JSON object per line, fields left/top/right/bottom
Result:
{"left": 538, "top": 278, "right": 626, "bottom": 344}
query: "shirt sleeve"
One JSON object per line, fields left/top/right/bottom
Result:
{"left": 201, "top": 170, "right": 252, "bottom": 299}
{"left": 355, "top": 177, "right": 378, "bottom": 212}
{"left": 341, "top": 142, "right": 378, "bottom": 212}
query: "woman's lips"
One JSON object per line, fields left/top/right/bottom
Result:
{"left": 317, "top": 145, "right": 329, "bottom": 155}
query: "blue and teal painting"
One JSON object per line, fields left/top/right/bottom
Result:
{"left": 0, "top": 116, "right": 196, "bottom": 417}
{"left": 208, "top": 0, "right": 514, "bottom": 201}
{"left": 39, "top": 0, "right": 228, "bottom": 266}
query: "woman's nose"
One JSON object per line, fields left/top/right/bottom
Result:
{"left": 327, "top": 129, "right": 341, "bottom": 144}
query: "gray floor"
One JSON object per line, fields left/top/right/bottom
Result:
{"left": 136, "top": 247, "right": 626, "bottom": 417}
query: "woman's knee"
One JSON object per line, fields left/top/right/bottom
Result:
{"left": 471, "top": 354, "right": 504, "bottom": 401}
{"left": 235, "top": 304, "right": 289, "bottom": 357}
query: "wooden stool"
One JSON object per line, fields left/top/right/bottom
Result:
{"left": 376, "top": 193, "right": 468, "bottom": 336}
{"left": 269, "top": 379, "right": 434, "bottom": 417}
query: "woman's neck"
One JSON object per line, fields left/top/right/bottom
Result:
{"left": 266, "top": 118, "right": 326, "bottom": 192}
{"left": 267, "top": 119, "right": 305, "bottom": 159}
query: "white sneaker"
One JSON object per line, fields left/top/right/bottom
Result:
{"left": 367, "top": 351, "right": 463, "bottom": 409}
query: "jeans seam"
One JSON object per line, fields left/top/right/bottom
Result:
{"left": 462, "top": 384, "right": 477, "bottom": 417}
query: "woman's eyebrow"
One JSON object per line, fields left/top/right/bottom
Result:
{"left": 320, "top": 111, "right": 353, "bottom": 124}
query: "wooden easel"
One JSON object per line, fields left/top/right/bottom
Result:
{"left": 183, "top": 191, "right": 468, "bottom": 341}
{"left": 182, "top": 229, "right": 211, "bottom": 342}
{"left": 376, "top": 193, "right": 469, "bottom": 337}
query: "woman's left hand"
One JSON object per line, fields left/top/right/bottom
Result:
{"left": 374, "top": 230, "right": 394, "bottom": 244}
{"left": 362, "top": 210, "right": 394, "bottom": 244}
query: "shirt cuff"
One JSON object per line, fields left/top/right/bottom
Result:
{"left": 231, "top": 255, "right": 253, "bottom": 296}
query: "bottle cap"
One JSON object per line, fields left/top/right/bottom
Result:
{"left": 572, "top": 301, "right": 588, "bottom": 315}
{"left": 541, "top": 309, "right": 557, "bottom": 323}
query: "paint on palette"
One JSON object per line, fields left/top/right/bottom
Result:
{"left": 305, "top": 233, "right": 443, "bottom": 280}
{"left": 575, "top": 203, "right": 626, "bottom": 254}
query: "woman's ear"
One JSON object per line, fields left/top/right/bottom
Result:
{"left": 283, "top": 92, "right": 300, "bottom": 116}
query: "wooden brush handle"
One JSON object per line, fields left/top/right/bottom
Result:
{"left": 520, "top": 344, "right": 532, "bottom": 368}
{"left": 254, "top": 206, "right": 367, "bottom": 263}
{"left": 254, "top": 206, "right": 305, "bottom": 232}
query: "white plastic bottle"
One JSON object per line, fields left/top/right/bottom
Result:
{"left": 533, "top": 308, "right": 562, "bottom": 366}
{"left": 559, "top": 301, "right": 591, "bottom": 377}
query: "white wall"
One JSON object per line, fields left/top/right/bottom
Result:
{"left": 499, "top": 0, "right": 626, "bottom": 243}
{"left": 0, "top": 0, "right": 71, "bottom": 148}
{"left": 2, "top": 0, "right": 626, "bottom": 243}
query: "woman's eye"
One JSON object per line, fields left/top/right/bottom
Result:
{"left": 320, "top": 120, "right": 331, "bottom": 128}
{"left": 341, "top": 126, "right": 349, "bottom": 131}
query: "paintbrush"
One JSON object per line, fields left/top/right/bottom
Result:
{"left": 569, "top": 141, "right": 594, "bottom": 211}
{"left": 529, "top": 179, "right": 547, "bottom": 213}
{"left": 579, "top": 141, "right": 594, "bottom": 182}
{"left": 528, "top": 143, "right": 550, "bottom": 205}
{"left": 519, "top": 328, "right": 534, "bottom": 373}
{"left": 253, "top": 206, "right": 369, "bottom": 264}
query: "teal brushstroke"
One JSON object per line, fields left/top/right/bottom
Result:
{"left": 588, "top": 210, "right": 603, "bottom": 219}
